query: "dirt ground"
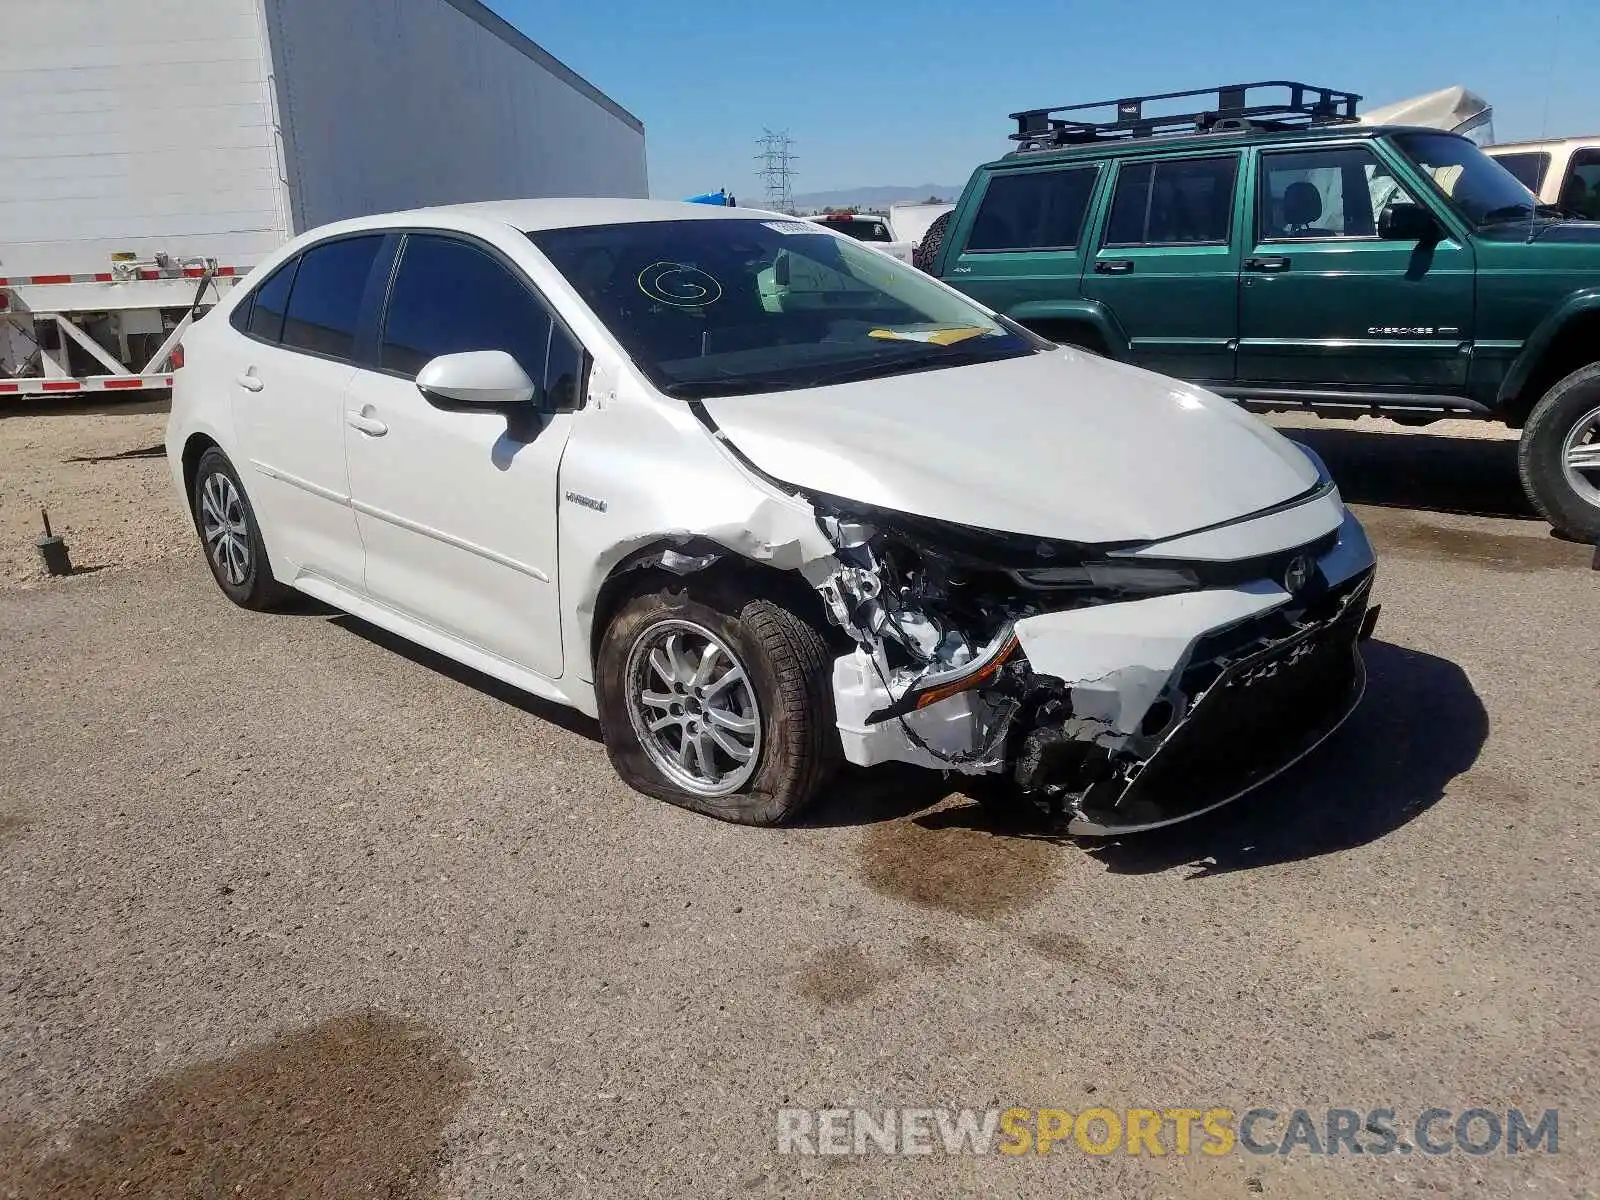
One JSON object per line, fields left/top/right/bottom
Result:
{"left": 1, "top": 397, "right": 1596, "bottom": 1198}
{"left": 0, "top": 397, "right": 187, "bottom": 590}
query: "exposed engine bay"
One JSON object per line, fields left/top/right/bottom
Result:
{"left": 807, "top": 493, "right": 1378, "bottom": 835}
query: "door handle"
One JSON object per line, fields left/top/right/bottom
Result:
{"left": 346, "top": 410, "right": 388, "bottom": 437}
{"left": 235, "top": 373, "right": 264, "bottom": 392}
{"left": 1094, "top": 259, "right": 1136, "bottom": 275}
{"left": 1245, "top": 256, "right": 1291, "bottom": 273}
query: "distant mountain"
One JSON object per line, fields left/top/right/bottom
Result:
{"left": 788, "top": 184, "right": 964, "bottom": 212}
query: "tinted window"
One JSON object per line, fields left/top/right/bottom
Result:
{"left": 1105, "top": 156, "right": 1238, "bottom": 245}
{"left": 241, "top": 259, "right": 298, "bottom": 343}
{"left": 1259, "top": 146, "right": 1413, "bottom": 240}
{"left": 821, "top": 218, "right": 892, "bottom": 242}
{"left": 280, "top": 236, "right": 382, "bottom": 359}
{"left": 966, "top": 167, "right": 1098, "bottom": 251}
{"left": 1561, "top": 150, "right": 1600, "bottom": 219}
{"left": 381, "top": 235, "right": 554, "bottom": 381}
{"left": 1492, "top": 151, "right": 1551, "bottom": 192}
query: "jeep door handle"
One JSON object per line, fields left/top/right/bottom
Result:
{"left": 346, "top": 410, "right": 388, "bottom": 437}
{"left": 1094, "top": 259, "right": 1136, "bottom": 275}
{"left": 1245, "top": 256, "right": 1291, "bottom": 273}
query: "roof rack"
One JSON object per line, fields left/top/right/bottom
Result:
{"left": 1010, "top": 81, "right": 1361, "bottom": 151}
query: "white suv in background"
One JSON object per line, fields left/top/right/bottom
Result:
{"left": 1487, "top": 136, "right": 1600, "bottom": 218}
{"left": 167, "top": 199, "right": 1378, "bottom": 834}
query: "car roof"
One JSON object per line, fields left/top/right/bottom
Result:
{"left": 299, "top": 198, "right": 791, "bottom": 239}
{"left": 1487, "top": 136, "right": 1600, "bottom": 154}
{"left": 980, "top": 121, "right": 1453, "bottom": 171}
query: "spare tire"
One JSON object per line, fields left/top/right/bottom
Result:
{"left": 913, "top": 211, "right": 952, "bottom": 274}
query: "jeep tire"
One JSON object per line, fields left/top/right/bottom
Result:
{"left": 1519, "top": 363, "right": 1600, "bottom": 543}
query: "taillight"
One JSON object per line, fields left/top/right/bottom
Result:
{"left": 170, "top": 344, "right": 185, "bottom": 369}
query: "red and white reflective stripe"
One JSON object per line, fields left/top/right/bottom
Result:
{"left": 0, "top": 374, "right": 175, "bottom": 395}
{"left": 0, "top": 267, "right": 239, "bottom": 286}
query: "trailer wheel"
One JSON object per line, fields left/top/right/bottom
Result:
{"left": 190, "top": 447, "right": 291, "bottom": 610}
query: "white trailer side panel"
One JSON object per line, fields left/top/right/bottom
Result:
{"left": 263, "top": 0, "right": 648, "bottom": 233}
{"left": 0, "top": 0, "right": 290, "bottom": 278}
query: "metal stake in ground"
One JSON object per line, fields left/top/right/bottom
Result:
{"left": 35, "top": 508, "right": 72, "bottom": 576}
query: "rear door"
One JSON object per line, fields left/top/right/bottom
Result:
{"left": 1079, "top": 152, "right": 1242, "bottom": 383}
{"left": 227, "top": 235, "right": 385, "bottom": 591}
{"left": 1236, "top": 142, "right": 1475, "bottom": 392}
{"left": 342, "top": 232, "right": 582, "bottom": 679}
{"left": 939, "top": 163, "right": 1102, "bottom": 316}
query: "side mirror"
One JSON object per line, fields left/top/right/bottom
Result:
{"left": 1378, "top": 202, "right": 1441, "bottom": 244}
{"left": 415, "top": 350, "right": 536, "bottom": 408}
{"left": 774, "top": 252, "right": 791, "bottom": 287}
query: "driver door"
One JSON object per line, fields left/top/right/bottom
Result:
{"left": 1237, "top": 143, "right": 1475, "bottom": 392}
{"left": 343, "top": 232, "right": 584, "bottom": 679}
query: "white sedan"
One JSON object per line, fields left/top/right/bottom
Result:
{"left": 167, "top": 199, "right": 1378, "bottom": 833}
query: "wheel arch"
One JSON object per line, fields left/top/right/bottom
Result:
{"left": 1498, "top": 292, "right": 1600, "bottom": 426}
{"left": 181, "top": 431, "right": 222, "bottom": 511}
{"left": 584, "top": 538, "right": 841, "bottom": 681}
{"left": 1006, "top": 300, "right": 1129, "bottom": 358}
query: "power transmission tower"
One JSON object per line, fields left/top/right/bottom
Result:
{"left": 754, "top": 129, "right": 798, "bottom": 214}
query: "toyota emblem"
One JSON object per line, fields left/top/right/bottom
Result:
{"left": 1283, "top": 554, "right": 1314, "bottom": 594}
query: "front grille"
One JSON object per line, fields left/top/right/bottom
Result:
{"left": 1181, "top": 565, "right": 1373, "bottom": 694}
{"left": 1075, "top": 584, "right": 1369, "bottom": 828}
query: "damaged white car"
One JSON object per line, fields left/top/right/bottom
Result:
{"left": 166, "top": 199, "right": 1378, "bottom": 834}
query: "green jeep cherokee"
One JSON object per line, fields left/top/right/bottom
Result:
{"left": 927, "top": 82, "right": 1600, "bottom": 542}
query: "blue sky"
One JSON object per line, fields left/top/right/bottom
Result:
{"left": 490, "top": 0, "right": 1596, "bottom": 200}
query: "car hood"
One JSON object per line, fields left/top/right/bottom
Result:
{"left": 700, "top": 348, "right": 1320, "bottom": 545}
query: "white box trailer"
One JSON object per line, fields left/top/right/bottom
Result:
{"left": 0, "top": 0, "right": 647, "bottom": 397}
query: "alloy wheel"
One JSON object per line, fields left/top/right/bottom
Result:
{"left": 1562, "top": 403, "right": 1600, "bottom": 511}
{"left": 625, "top": 619, "right": 761, "bottom": 796}
{"left": 199, "top": 471, "right": 251, "bottom": 586}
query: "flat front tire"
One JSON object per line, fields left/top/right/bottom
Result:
{"left": 1519, "top": 363, "right": 1600, "bottom": 543}
{"left": 191, "top": 446, "right": 290, "bottom": 610}
{"left": 596, "top": 578, "right": 838, "bottom": 825}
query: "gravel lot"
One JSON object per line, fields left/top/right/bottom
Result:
{"left": 1, "top": 400, "right": 1596, "bottom": 1198}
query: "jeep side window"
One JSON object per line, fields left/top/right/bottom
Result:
{"left": 1258, "top": 146, "right": 1414, "bottom": 240}
{"left": 1103, "top": 155, "right": 1238, "bottom": 246}
{"left": 1560, "top": 150, "right": 1600, "bottom": 220}
{"left": 965, "top": 167, "right": 1099, "bottom": 252}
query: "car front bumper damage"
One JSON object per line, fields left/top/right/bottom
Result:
{"left": 827, "top": 506, "right": 1378, "bottom": 835}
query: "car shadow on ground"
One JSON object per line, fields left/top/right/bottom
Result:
{"left": 322, "top": 610, "right": 604, "bottom": 743}
{"left": 308, "top": 601, "right": 1482, "bottom": 874}
{"left": 1076, "top": 639, "right": 1486, "bottom": 876}
{"left": 829, "top": 639, "right": 1487, "bottom": 877}
{"left": 1284, "top": 424, "right": 1536, "bottom": 522}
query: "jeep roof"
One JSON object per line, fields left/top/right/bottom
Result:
{"left": 992, "top": 80, "right": 1454, "bottom": 168}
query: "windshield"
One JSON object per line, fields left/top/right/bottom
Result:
{"left": 1393, "top": 132, "right": 1543, "bottom": 226}
{"left": 527, "top": 218, "right": 1033, "bottom": 399}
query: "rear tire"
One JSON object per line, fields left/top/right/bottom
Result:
{"left": 596, "top": 577, "right": 839, "bottom": 825}
{"left": 1518, "top": 363, "right": 1600, "bottom": 542}
{"left": 190, "top": 447, "right": 291, "bottom": 610}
